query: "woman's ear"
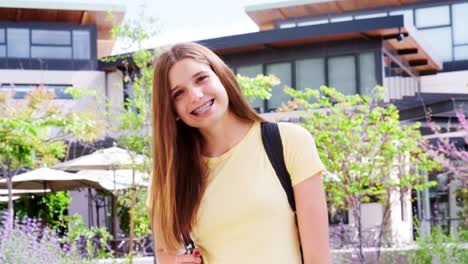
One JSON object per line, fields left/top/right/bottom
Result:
{"left": 175, "top": 116, "right": 181, "bottom": 121}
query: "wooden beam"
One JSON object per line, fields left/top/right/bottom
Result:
{"left": 278, "top": 8, "right": 287, "bottom": 20}
{"left": 335, "top": 1, "right": 344, "bottom": 12}
{"left": 419, "top": 69, "right": 438, "bottom": 76}
{"left": 383, "top": 32, "right": 409, "bottom": 40}
{"left": 390, "top": 61, "right": 401, "bottom": 68}
{"left": 15, "top": 9, "right": 22, "bottom": 22}
{"left": 304, "top": 4, "right": 315, "bottom": 14}
{"left": 80, "top": 11, "right": 89, "bottom": 24}
{"left": 397, "top": 48, "right": 418, "bottom": 55}
{"left": 409, "top": 59, "right": 428, "bottom": 67}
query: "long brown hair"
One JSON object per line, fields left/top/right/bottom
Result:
{"left": 150, "top": 43, "right": 263, "bottom": 251}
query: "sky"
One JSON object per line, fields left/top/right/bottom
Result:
{"left": 113, "top": 0, "right": 275, "bottom": 54}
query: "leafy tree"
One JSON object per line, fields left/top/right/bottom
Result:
{"left": 15, "top": 191, "right": 71, "bottom": 231}
{"left": 423, "top": 111, "right": 468, "bottom": 231}
{"left": 409, "top": 225, "right": 468, "bottom": 263}
{"left": 236, "top": 74, "right": 278, "bottom": 102}
{"left": 281, "top": 85, "right": 440, "bottom": 263}
{"left": 0, "top": 86, "right": 101, "bottom": 228}
{"left": 104, "top": 11, "right": 158, "bottom": 262}
{"left": 64, "top": 213, "right": 113, "bottom": 259}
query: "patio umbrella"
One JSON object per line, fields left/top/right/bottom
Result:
{"left": 0, "top": 189, "right": 52, "bottom": 196}
{"left": 0, "top": 168, "right": 103, "bottom": 191}
{"left": 0, "top": 196, "right": 20, "bottom": 203}
{"left": 52, "top": 146, "right": 146, "bottom": 247}
{"left": 53, "top": 146, "right": 145, "bottom": 171}
{"left": 76, "top": 169, "right": 149, "bottom": 234}
{"left": 77, "top": 169, "right": 149, "bottom": 191}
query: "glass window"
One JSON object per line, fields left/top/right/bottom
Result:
{"left": 295, "top": 58, "right": 325, "bottom": 90}
{"left": 328, "top": 55, "right": 357, "bottom": 95}
{"left": 453, "top": 3, "right": 468, "bottom": 45}
{"left": 31, "top": 46, "right": 72, "bottom": 59}
{"left": 279, "top": 22, "right": 296, "bottom": 29}
{"left": 73, "top": 30, "right": 91, "bottom": 59}
{"left": 297, "top": 19, "right": 328, "bottom": 26}
{"left": 359, "top": 52, "right": 377, "bottom": 96}
{"left": 237, "top": 65, "right": 262, "bottom": 77}
{"left": 0, "top": 45, "right": 5, "bottom": 57}
{"left": 0, "top": 83, "right": 29, "bottom": 99}
{"left": 0, "top": 28, "right": 4, "bottom": 43}
{"left": 454, "top": 45, "right": 468, "bottom": 61}
{"left": 265, "top": 62, "right": 292, "bottom": 110}
{"left": 7, "top": 28, "right": 30, "bottom": 58}
{"left": 32, "top": 30, "right": 71, "bottom": 45}
{"left": 330, "top": 16, "right": 353, "bottom": 23}
{"left": 389, "top": 9, "right": 414, "bottom": 25}
{"left": 236, "top": 64, "right": 263, "bottom": 111}
{"left": 419, "top": 27, "right": 453, "bottom": 62}
{"left": 52, "top": 85, "right": 73, "bottom": 99}
{"left": 0, "top": 84, "right": 72, "bottom": 99}
{"left": 355, "top": 12, "right": 387, "bottom": 20}
{"left": 415, "top": 5, "right": 450, "bottom": 28}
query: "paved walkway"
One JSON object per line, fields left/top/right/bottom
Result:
{"left": 97, "top": 257, "right": 156, "bottom": 264}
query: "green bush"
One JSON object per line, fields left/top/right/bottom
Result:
{"left": 409, "top": 227, "right": 468, "bottom": 264}
{"left": 64, "top": 214, "right": 113, "bottom": 259}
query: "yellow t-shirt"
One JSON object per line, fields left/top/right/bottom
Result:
{"left": 192, "top": 122, "right": 325, "bottom": 264}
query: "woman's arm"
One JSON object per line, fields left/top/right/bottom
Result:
{"left": 294, "top": 172, "right": 332, "bottom": 264}
{"left": 154, "top": 244, "right": 202, "bottom": 264}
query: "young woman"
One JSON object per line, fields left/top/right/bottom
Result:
{"left": 149, "top": 42, "right": 331, "bottom": 264}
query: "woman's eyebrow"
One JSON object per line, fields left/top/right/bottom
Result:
{"left": 171, "top": 71, "right": 209, "bottom": 91}
{"left": 192, "top": 70, "right": 208, "bottom": 79}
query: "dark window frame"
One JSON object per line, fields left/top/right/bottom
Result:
{"left": 0, "top": 21, "right": 97, "bottom": 70}
{"left": 234, "top": 49, "right": 381, "bottom": 113}
{"left": 0, "top": 28, "right": 5, "bottom": 44}
{"left": 327, "top": 53, "right": 360, "bottom": 95}
{"left": 264, "top": 60, "right": 294, "bottom": 111}
{"left": 294, "top": 57, "right": 326, "bottom": 91}
{"left": 0, "top": 28, "right": 5, "bottom": 58}
{"left": 234, "top": 64, "right": 264, "bottom": 112}
{"left": 274, "top": 0, "right": 468, "bottom": 64}
{"left": 414, "top": 4, "right": 451, "bottom": 29}
{"left": 451, "top": 2, "right": 468, "bottom": 46}
{"left": 0, "top": 83, "right": 73, "bottom": 99}
{"left": 31, "top": 29, "right": 72, "bottom": 45}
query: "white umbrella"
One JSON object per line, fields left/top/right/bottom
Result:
{"left": 0, "top": 189, "right": 52, "bottom": 196}
{"left": 0, "top": 196, "right": 20, "bottom": 203}
{"left": 77, "top": 169, "right": 148, "bottom": 191}
{"left": 0, "top": 168, "right": 103, "bottom": 191}
{"left": 53, "top": 146, "right": 147, "bottom": 246}
{"left": 53, "top": 147, "right": 145, "bottom": 170}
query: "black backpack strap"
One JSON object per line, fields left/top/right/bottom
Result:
{"left": 261, "top": 122, "right": 304, "bottom": 263}
{"left": 184, "top": 238, "right": 194, "bottom": 254}
{"left": 260, "top": 122, "right": 296, "bottom": 212}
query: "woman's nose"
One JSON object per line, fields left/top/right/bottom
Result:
{"left": 188, "top": 86, "right": 204, "bottom": 102}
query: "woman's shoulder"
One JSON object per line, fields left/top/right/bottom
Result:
{"left": 277, "top": 122, "right": 311, "bottom": 139}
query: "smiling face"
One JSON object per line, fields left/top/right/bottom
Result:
{"left": 168, "top": 58, "right": 230, "bottom": 129}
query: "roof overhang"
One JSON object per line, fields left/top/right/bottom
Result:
{"left": 393, "top": 93, "right": 468, "bottom": 122}
{"left": 246, "top": 0, "right": 433, "bottom": 30}
{"left": 0, "top": 0, "right": 126, "bottom": 57}
{"left": 199, "top": 16, "right": 442, "bottom": 75}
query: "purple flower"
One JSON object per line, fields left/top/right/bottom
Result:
{"left": 0, "top": 212, "right": 91, "bottom": 263}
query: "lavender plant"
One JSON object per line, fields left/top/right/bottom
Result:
{"left": 0, "top": 211, "right": 92, "bottom": 264}
{"left": 64, "top": 214, "right": 113, "bottom": 259}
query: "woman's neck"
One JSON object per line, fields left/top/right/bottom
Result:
{"left": 199, "top": 112, "right": 254, "bottom": 157}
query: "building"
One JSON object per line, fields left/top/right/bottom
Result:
{"left": 193, "top": 0, "right": 468, "bottom": 241}
{"left": 0, "top": 0, "right": 127, "bottom": 233}
{"left": 1, "top": 0, "right": 466, "bottom": 246}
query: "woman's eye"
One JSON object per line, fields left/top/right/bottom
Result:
{"left": 197, "top": 75, "right": 208, "bottom": 83}
{"left": 173, "top": 90, "right": 183, "bottom": 99}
